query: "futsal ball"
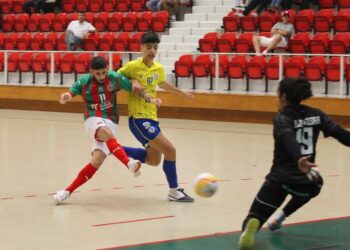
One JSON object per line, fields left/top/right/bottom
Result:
{"left": 194, "top": 173, "right": 218, "bottom": 198}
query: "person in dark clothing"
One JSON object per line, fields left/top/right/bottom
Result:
{"left": 23, "top": 0, "right": 47, "bottom": 14}
{"left": 235, "top": 0, "right": 271, "bottom": 16}
{"left": 238, "top": 77, "right": 350, "bottom": 250}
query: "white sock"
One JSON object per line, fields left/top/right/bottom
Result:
{"left": 275, "top": 210, "right": 286, "bottom": 223}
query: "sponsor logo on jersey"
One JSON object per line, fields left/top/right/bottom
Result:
{"left": 90, "top": 102, "right": 113, "bottom": 111}
{"left": 107, "top": 83, "right": 115, "bottom": 92}
{"left": 148, "top": 126, "right": 155, "bottom": 133}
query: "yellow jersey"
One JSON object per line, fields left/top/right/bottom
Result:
{"left": 118, "top": 57, "right": 165, "bottom": 121}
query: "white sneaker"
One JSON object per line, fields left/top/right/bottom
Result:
{"left": 167, "top": 188, "right": 194, "bottom": 202}
{"left": 262, "top": 49, "right": 268, "bottom": 55}
{"left": 127, "top": 159, "right": 142, "bottom": 177}
{"left": 54, "top": 190, "right": 70, "bottom": 205}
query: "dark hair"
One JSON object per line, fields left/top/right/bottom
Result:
{"left": 141, "top": 32, "right": 160, "bottom": 44}
{"left": 279, "top": 77, "right": 313, "bottom": 104}
{"left": 90, "top": 56, "right": 107, "bottom": 70}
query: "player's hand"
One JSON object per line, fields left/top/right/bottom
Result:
{"left": 181, "top": 90, "right": 194, "bottom": 99}
{"left": 59, "top": 92, "right": 72, "bottom": 104}
{"left": 151, "top": 98, "right": 162, "bottom": 108}
{"left": 298, "top": 156, "right": 319, "bottom": 181}
{"left": 132, "top": 80, "right": 144, "bottom": 95}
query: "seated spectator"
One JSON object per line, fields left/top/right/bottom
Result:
{"left": 23, "top": 0, "right": 47, "bottom": 14}
{"left": 65, "top": 12, "right": 96, "bottom": 51}
{"left": 252, "top": 10, "right": 294, "bottom": 55}
{"left": 146, "top": 0, "right": 179, "bottom": 21}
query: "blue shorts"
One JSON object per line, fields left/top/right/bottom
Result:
{"left": 128, "top": 116, "right": 161, "bottom": 146}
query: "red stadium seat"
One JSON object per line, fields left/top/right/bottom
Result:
{"left": 107, "top": 12, "right": 123, "bottom": 31}
{"left": 31, "top": 52, "right": 49, "bottom": 84}
{"left": 246, "top": 56, "right": 265, "bottom": 91}
{"left": 27, "top": 14, "right": 41, "bottom": 32}
{"left": 53, "top": 13, "right": 68, "bottom": 32}
{"left": 45, "top": 53, "right": 61, "bottom": 78}
{"left": 93, "top": 12, "right": 108, "bottom": 31}
{"left": 235, "top": 33, "right": 254, "bottom": 53}
{"left": 334, "top": 10, "right": 350, "bottom": 33}
{"left": 42, "top": 32, "right": 57, "bottom": 51}
{"left": 338, "top": 0, "right": 350, "bottom": 8}
{"left": 0, "top": 33, "right": 5, "bottom": 49}
{"left": 265, "top": 56, "right": 285, "bottom": 92}
{"left": 223, "top": 15, "right": 240, "bottom": 32}
{"left": 191, "top": 55, "right": 211, "bottom": 89}
{"left": 17, "top": 33, "right": 31, "bottom": 50}
{"left": 76, "top": 0, "right": 89, "bottom": 12}
{"left": 209, "top": 55, "right": 229, "bottom": 90}
{"left": 8, "top": 53, "right": 21, "bottom": 81}
{"left": 329, "top": 33, "right": 350, "bottom": 54}
{"left": 0, "top": 52, "right": 4, "bottom": 72}
{"left": 295, "top": 9, "right": 315, "bottom": 32}
{"left": 62, "top": 0, "right": 76, "bottom": 13}
{"left": 12, "top": 0, "right": 25, "bottom": 13}
{"left": 59, "top": 53, "right": 76, "bottom": 84}
{"left": 67, "top": 13, "right": 78, "bottom": 24}
{"left": 314, "top": 9, "right": 334, "bottom": 32}
{"left": 83, "top": 33, "right": 100, "bottom": 51}
{"left": 98, "top": 32, "right": 115, "bottom": 51}
{"left": 318, "top": 0, "right": 335, "bottom": 8}
{"left": 39, "top": 13, "right": 55, "bottom": 32}
{"left": 90, "top": 0, "right": 102, "bottom": 12}
{"left": 289, "top": 32, "right": 311, "bottom": 54}
{"left": 56, "top": 32, "right": 67, "bottom": 51}
{"left": 122, "top": 12, "right": 137, "bottom": 31}
{"left": 325, "top": 57, "right": 348, "bottom": 95}
{"left": 137, "top": 11, "right": 153, "bottom": 32}
{"left": 174, "top": 54, "right": 193, "bottom": 87}
{"left": 130, "top": 0, "right": 144, "bottom": 12}
{"left": 3, "top": 33, "right": 19, "bottom": 50}
{"left": 0, "top": 1, "right": 12, "bottom": 14}
{"left": 152, "top": 11, "right": 169, "bottom": 32}
{"left": 309, "top": 33, "right": 330, "bottom": 54}
{"left": 116, "top": 0, "right": 129, "bottom": 12}
{"left": 258, "top": 11, "right": 278, "bottom": 32}
{"left": 2, "top": 14, "right": 16, "bottom": 32}
{"left": 227, "top": 55, "right": 247, "bottom": 91}
{"left": 18, "top": 52, "right": 33, "bottom": 83}
{"left": 304, "top": 56, "right": 325, "bottom": 84}
{"left": 128, "top": 32, "right": 144, "bottom": 52}
{"left": 112, "top": 32, "right": 129, "bottom": 51}
{"left": 112, "top": 53, "right": 123, "bottom": 70}
{"left": 241, "top": 14, "right": 257, "bottom": 32}
{"left": 198, "top": 32, "right": 219, "bottom": 53}
{"left": 102, "top": 0, "right": 116, "bottom": 12}
{"left": 217, "top": 32, "right": 236, "bottom": 53}
{"left": 74, "top": 53, "right": 93, "bottom": 80}
{"left": 284, "top": 56, "right": 305, "bottom": 78}
{"left": 14, "top": 13, "right": 29, "bottom": 32}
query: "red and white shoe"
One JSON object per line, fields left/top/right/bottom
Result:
{"left": 54, "top": 190, "right": 70, "bottom": 205}
{"left": 127, "top": 159, "right": 142, "bottom": 177}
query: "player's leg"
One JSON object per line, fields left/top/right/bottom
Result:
{"left": 54, "top": 149, "right": 106, "bottom": 204}
{"left": 148, "top": 133, "right": 194, "bottom": 202}
{"left": 239, "top": 179, "right": 288, "bottom": 250}
{"left": 268, "top": 176, "right": 323, "bottom": 230}
{"left": 88, "top": 117, "right": 141, "bottom": 176}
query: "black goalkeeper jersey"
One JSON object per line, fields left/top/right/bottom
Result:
{"left": 267, "top": 104, "right": 338, "bottom": 184}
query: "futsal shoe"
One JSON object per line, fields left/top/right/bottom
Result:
{"left": 238, "top": 218, "right": 260, "bottom": 250}
{"left": 167, "top": 188, "right": 194, "bottom": 202}
{"left": 127, "top": 159, "right": 142, "bottom": 177}
{"left": 54, "top": 190, "right": 70, "bottom": 205}
{"left": 267, "top": 219, "right": 282, "bottom": 231}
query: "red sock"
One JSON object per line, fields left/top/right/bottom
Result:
{"left": 65, "top": 163, "right": 97, "bottom": 193}
{"left": 106, "top": 138, "right": 129, "bottom": 166}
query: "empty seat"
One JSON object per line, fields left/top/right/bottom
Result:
{"left": 198, "top": 32, "right": 219, "bottom": 53}
{"left": 295, "top": 9, "right": 315, "bottom": 32}
{"left": 289, "top": 32, "right": 311, "bottom": 54}
{"left": 284, "top": 56, "right": 305, "bottom": 78}
{"left": 309, "top": 32, "right": 330, "bottom": 54}
{"left": 191, "top": 55, "right": 211, "bottom": 89}
{"left": 227, "top": 55, "right": 247, "bottom": 91}
{"left": 246, "top": 56, "right": 265, "bottom": 91}
{"left": 217, "top": 32, "right": 236, "bottom": 53}
{"left": 334, "top": 9, "right": 350, "bottom": 33}
{"left": 174, "top": 54, "right": 193, "bottom": 87}
{"left": 329, "top": 33, "right": 350, "bottom": 54}
{"left": 314, "top": 9, "right": 334, "bottom": 32}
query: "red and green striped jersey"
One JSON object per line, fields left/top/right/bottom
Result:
{"left": 69, "top": 70, "right": 132, "bottom": 123}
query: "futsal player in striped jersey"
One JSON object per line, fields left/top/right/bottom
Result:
{"left": 54, "top": 56, "right": 156, "bottom": 204}
{"left": 117, "top": 32, "right": 194, "bottom": 202}
{"left": 239, "top": 78, "right": 350, "bottom": 249}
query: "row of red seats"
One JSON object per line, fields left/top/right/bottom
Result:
{"left": 198, "top": 32, "right": 350, "bottom": 54}
{"left": 0, "top": 32, "right": 144, "bottom": 52}
{"left": 0, "top": 52, "right": 122, "bottom": 84}
{"left": 319, "top": 0, "right": 350, "bottom": 8}
{"left": 174, "top": 54, "right": 350, "bottom": 94}
{"left": 2, "top": 11, "right": 169, "bottom": 33}
{"left": 223, "top": 9, "right": 350, "bottom": 33}
{"left": 0, "top": 0, "right": 147, "bottom": 14}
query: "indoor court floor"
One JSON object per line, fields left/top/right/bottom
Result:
{"left": 0, "top": 109, "right": 349, "bottom": 250}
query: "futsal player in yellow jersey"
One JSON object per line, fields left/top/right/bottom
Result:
{"left": 118, "top": 32, "right": 194, "bottom": 202}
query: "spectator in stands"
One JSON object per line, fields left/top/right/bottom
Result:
{"left": 235, "top": 0, "right": 270, "bottom": 17}
{"left": 23, "top": 0, "right": 48, "bottom": 14}
{"left": 65, "top": 12, "right": 96, "bottom": 51}
{"left": 252, "top": 10, "right": 294, "bottom": 55}
{"left": 268, "top": 0, "right": 283, "bottom": 12}
{"left": 282, "top": 0, "right": 312, "bottom": 10}
{"left": 146, "top": 0, "right": 179, "bottom": 21}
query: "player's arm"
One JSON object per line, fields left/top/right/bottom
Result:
{"left": 274, "top": 114, "right": 317, "bottom": 176}
{"left": 131, "top": 79, "right": 162, "bottom": 108}
{"left": 158, "top": 81, "right": 194, "bottom": 99}
{"left": 321, "top": 112, "right": 350, "bottom": 146}
{"left": 59, "top": 75, "right": 88, "bottom": 104}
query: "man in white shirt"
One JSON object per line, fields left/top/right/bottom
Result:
{"left": 252, "top": 10, "right": 295, "bottom": 55}
{"left": 65, "top": 12, "right": 96, "bottom": 51}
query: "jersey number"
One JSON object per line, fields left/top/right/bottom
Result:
{"left": 296, "top": 127, "right": 314, "bottom": 155}
{"left": 99, "top": 94, "right": 106, "bottom": 103}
